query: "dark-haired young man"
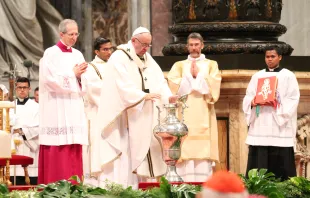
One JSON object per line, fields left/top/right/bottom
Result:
{"left": 11, "top": 77, "right": 39, "bottom": 185}
{"left": 243, "top": 46, "right": 300, "bottom": 181}
{"left": 81, "top": 37, "right": 113, "bottom": 184}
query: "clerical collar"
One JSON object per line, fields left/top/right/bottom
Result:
{"left": 17, "top": 97, "right": 29, "bottom": 105}
{"left": 93, "top": 55, "right": 106, "bottom": 63}
{"left": 137, "top": 55, "right": 145, "bottom": 61}
{"left": 56, "top": 41, "right": 72, "bottom": 53}
{"left": 188, "top": 54, "right": 206, "bottom": 61}
{"left": 266, "top": 66, "right": 282, "bottom": 72}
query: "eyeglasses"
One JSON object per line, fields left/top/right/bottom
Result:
{"left": 63, "top": 32, "right": 80, "bottom": 38}
{"left": 135, "top": 38, "right": 152, "bottom": 48}
{"left": 101, "top": 47, "right": 114, "bottom": 52}
{"left": 16, "top": 86, "right": 29, "bottom": 90}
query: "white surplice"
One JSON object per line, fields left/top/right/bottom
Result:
{"left": 11, "top": 99, "right": 39, "bottom": 177}
{"left": 81, "top": 55, "right": 107, "bottom": 185}
{"left": 39, "top": 46, "right": 88, "bottom": 146}
{"left": 91, "top": 41, "right": 172, "bottom": 188}
{"left": 243, "top": 68, "right": 300, "bottom": 147}
{"left": 168, "top": 55, "right": 216, "bottom": 182}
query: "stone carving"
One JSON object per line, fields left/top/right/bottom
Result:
{"left": 164, "top": 0, "right": 291, "bottom": 55}
{"left": 172, "top": 0, "right": 188, "bottom": 23}
{"left": 203, "top": 0, "right": 221, "bottom": 20}
{"left": 296, "top": 114, "right": 310, "bottom": 177}
{"left": 245, "top": 0, "right": 262, "bottom": 20}
{"left": 92, "top": 0, "right": 128, "bottom": 46}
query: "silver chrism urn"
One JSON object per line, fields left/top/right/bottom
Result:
{"left": 153, "top": 95, "right": 189, "bottom": 182}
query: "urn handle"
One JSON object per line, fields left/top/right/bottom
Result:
{"left": 156, "top": 105, "right": 161, "bottom": 126}
{"left": 178, "top": 94, "right": 188, "bottom": 123}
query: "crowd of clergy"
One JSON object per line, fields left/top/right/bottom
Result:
{"left": 5, "top": 18, "right": 300, "bottom": 197}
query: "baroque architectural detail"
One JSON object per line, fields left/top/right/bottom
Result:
{"left": 163, "top": 42, "right": 293, "bottom": 55}
{"left": 164, "top": 0, "right": 291, "bottom": 55}
{"left": 296, "top": 114, "right": 310, "bottom": 177}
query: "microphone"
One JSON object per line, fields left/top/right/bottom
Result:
{"left": 23, "top": 60, "right": 33, "bottom": 68}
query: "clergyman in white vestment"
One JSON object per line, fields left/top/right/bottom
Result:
{"left": 81, "top": 37, "right": 113, "bottom": 185}
{"left": 168, "top": 33, "right": 222, "bottom": 182}
{"left": 10, "top": 77, "right": 39, "bottom": 185}
{"left": 91, "top": 27, "right": 178, "bottom": 189}
{"left": 38, "top": 19, "right": 88, "bottom": 184}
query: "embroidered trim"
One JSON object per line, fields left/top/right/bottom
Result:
{"left": 146, "top": 150, "right": 155, "bottom": 177}
{"left": 117, "top": 48, "right": 133, "bottom": 61}
{"left": 40, "top": 127, "right": 85, "bottom": 135}
{"left": 89, "top": 62, "right": 103, "bottom": 80}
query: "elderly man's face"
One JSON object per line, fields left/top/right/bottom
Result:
{"left": 131, "top": 33, "right": 152, "bottom": 56}
{"left": 60, "top": 23, "right": 79, "bottom": 47}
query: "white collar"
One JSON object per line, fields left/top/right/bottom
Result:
{"left": 93, "top": 55, "right": 106, "bottom": 63}
{"left": 187, "top": 54, "right": 206, "bottom": 61}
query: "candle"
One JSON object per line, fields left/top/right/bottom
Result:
{"left": 0, "top": 101, "right": 15, "bottom": 108}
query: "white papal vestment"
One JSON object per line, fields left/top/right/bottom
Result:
{"left": 91, "top": 41, "right": 172, "bottom": 189}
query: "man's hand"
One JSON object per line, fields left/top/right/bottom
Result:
{"left": 73, "top": 62, "right": 88, "bottom": 79}
{"left": 190, "top": 60, "right": 199, "bottom": 78}
{"left": 251, "top": 98, "right": 257, "bottom": 107}
{"left": 13, "top": 128, "right": 22, "bottom": 134}
{"left": 145, "top": 93, "right": 161, "bottom": 102}
{"left": 169, "top": 95, "right": 179, "bottom": 103}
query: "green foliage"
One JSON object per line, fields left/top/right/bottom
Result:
{"left": 277, "top": 177, "right": 310, "bottom": 198}
{"left": 240, "top": 169, "right": 284, "bottom": 198}
{"left": 1, "top": 172, "right": 310, "bottom": 198}
{"left": 0, "top": 183, "right": 9, "bottom": 195}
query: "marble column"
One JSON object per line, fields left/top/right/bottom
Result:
{"left": 83, "top": 0, "right": 93, "bottom": 62}
{"left": 151, "top": 0, "right": 173, "bottom": 56}
{"left": 128, "top": 0, "right": 151, "bottom": 38}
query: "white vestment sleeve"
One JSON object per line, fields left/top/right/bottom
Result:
{"left": 114, "top": 62, "right": 146, "bottom": 111}
{"left": 81, "top": 67, "right": 102, "bottom": 108}
{"left": 177, "top": 72, "right": 210, "bottom": 96}
{"left": 40, "top": 51, "right": 83, "bottom": 94}
{"left": 272, "top": 73, "right": 300, "bottom": 127}
{"left": 192, "top": 72, "right": 210, "bottom": 94}
{"left": 243, "top": 75, "right": 257, "bottom": 126}
{"left": 22, "top": 127, "right": 39, "bottom": 140}
{"left": 177, "top": 73, "right": 193, "bottom": 96}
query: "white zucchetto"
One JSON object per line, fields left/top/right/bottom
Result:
{"left": 132, "top": 27, "right": 150, "bottom": 37}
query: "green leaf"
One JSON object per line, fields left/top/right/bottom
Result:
{"left": 0, "top": 184, "right": 9, "bottom": 194}
{"left": 69, "top": 175, "right": 81, "bottom": 184}
{"left": 248, "top": 168, "right": 258, "bottom": 179}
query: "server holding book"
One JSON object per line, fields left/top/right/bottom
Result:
{"left": 243, "top": 46, "right": 300, "bottom": 181}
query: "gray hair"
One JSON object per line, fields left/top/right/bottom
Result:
{"left": 59, "top": 19, "right": 78, "bottom": 33}
{"left": 187, "top": 32, "right": 204, "bottom": 43}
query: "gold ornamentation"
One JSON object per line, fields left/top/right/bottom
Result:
{"left": 188, "top": 0, "right": 196, "bottom": 20}
{"left": 228, "top": 0, "right": 238, "bottom": 20}
{"left": 266, "top": 0, "right": 272, "bottom": 18}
